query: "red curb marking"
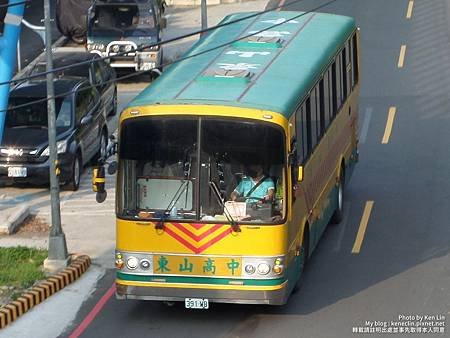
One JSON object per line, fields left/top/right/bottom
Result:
{"left": 69, "top": 283, "right": 116, "bottom": 338}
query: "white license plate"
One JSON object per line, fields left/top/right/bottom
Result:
{"left": 185, "top": 298, "right": 209, "bottom": 309}
{"left": 7, "top": 167, "right": 27, "bottom": 178}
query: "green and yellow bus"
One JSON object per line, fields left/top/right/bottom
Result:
{"left": 96, "top": 10, "right": 360, "bottom": 306}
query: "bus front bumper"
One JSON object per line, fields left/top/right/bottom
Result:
{"left": 116, "top": 280, "right": 290, "bottom": 305}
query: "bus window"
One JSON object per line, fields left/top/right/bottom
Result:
{"left": 301, "top": 105, "right": 309, "bottom": 160}
{"left": 352, "top": 32, "right": 359, "bottom": 86}
{"left": 341, "top": 47, "right": 348, "bottom": 100}
{"left": 345, "top": 42, "right": 352, "bottom": 96}
{"left": 294, "top": 108, "right": 303, "bottom": 164}
{"left": 306, "top": 97, "right": 316, "bottom": 151}
{"left": 310, "top": 90, "right": 318, "bottom": 145}
{"left": 336, "top": 55, "right": 343, "bottom": 108}
{"left": 289, "top": 113, "right": 296, "bottom": 154}
{"left": 322, "top": 74, "right": 330, "bottom": 130}
{"left": 117, "top": 117, "right": 286, "bottom": 223}
{"left": 331, "top": 62, "right": 338, "bottom": 117}
{"left": 316, "top": 85, "right": 324, "bottom": 137}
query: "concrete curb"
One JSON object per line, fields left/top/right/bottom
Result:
{"left": 0, "top": 204, "right": 30, "bottom": 235}
{"left": 0, "top": 254, "right": 91, "bottom": 330}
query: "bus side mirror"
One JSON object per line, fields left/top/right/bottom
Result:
{"left": 297, "top": 166, "right": 304, "bottom": 182}
{"left": 93, "top": 166, "right": 107, "bottom": 203}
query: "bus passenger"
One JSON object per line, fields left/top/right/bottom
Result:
{"left": 230, "top": 164, "right": 274, "bottom": 203}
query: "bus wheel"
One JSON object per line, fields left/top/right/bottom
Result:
{"left": 293, "top": 227, "right": 309, "bottom": 294}
{"left": 331, "top": 168, "right": 345, "bottom": 224}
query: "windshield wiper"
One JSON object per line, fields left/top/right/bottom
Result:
{"left": 209, "top": 181, "right": 240, "bottom": 232}
{"left": 155, "top": 180, "right": 188, "bottom": 230}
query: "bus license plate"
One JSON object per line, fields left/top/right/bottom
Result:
{"left": 7, "top": 167, "right": 27, "bottom": 178}
{"left": 185, "top": 298, "right": 209, "bottom": 309}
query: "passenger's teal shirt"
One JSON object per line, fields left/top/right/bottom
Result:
{"left": 234, "top": 176, "right": 275, "bottom": 202}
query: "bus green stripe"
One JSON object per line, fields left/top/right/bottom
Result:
{"left": 117, "top": 272, "right": 286, "bottom": 286}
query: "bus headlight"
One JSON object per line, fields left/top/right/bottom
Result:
{"left": 257, "top": 263, "right": 271, "bottom": 275}
{"left": 140, "top": 259, "right": 151, "bottom": 270}
{"left": 244, "top": 264, "right": 256, "bottom": 274}
{"left": 126, "top": 256, "right": 139, "bottom": 270}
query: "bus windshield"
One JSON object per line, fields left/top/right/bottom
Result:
{"left": 90, "top": 4, "right": 155, "bottom": 37}
{"left": 118, "top": 117, "right": 286, "bottom": 224}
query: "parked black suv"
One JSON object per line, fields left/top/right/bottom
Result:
{"left": 29, "top": 49, "right": 117, "bottom": 117}
{"left": 0, "top": 78, "right": 108, "bottom": 190}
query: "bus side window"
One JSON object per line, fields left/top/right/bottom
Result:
{"left": 301, "top": 105, "right": 309, "bottom": 160}
{"left": 351, "top": 32, "right": 359, "bottom": 86}
{"left": 316, "top": 85, "right": 324, "bottom": 137}
{"left": 310, "top": 89, "right": 319, "bottom": 146}
{"left": 336, "top": 55, "right": 343, "bottom": 109}
{"left": 345, "top": 41, "right": 352, "bottom": 97}
{"left": 321, "top": 75, "right": 330, "bottom": 130}
{"left": 306, "top": 97, "right": 316, "bottom": 152}
{"left": 295, "top": 104, "right": 309, "bottom": 163}
{"left": 341, "top": 47, "right": 348, "bottom": 101}
{"left": 331, "top": 62, "right": 338, "bottom": 118}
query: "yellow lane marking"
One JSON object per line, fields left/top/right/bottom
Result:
{"left": 398, "top": 45, "right": 407, "bottom": 68}
{"left": 382, "top": 106, "right": 397, "bottom": 144}
{"left": 352, "top": 201, "right": 374, "bottom": 254}
{"left": 406, "top": 1, "right": 414, "bottom": 19}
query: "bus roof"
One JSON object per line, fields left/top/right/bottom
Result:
{"left": 129, "top": 11, "right": 356, "bottom": 118}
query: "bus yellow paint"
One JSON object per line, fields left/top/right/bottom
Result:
{"left": 351, "top": 201, "right": 374, "bottom": 254}
{"left": 406, "top": 1, "right": 414, "bottom": 19}
{"left": 398, "top": 45, "right": 407, "bottom": 68}
{"left": 382, "top": 107, "right": 397, "bottom": 144}
{"left": 120, "top": 105, "right": 288, "bottom": 130}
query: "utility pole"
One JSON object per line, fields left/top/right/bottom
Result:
{"left": 42, "top": 0, "right": 69, "bottom": 273}
{"left": 0, "top": 0, "right": 26, "bottom": 143}
{"left": 201, "top": 0, "right": 207, "bottom": 31}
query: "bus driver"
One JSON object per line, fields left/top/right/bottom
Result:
{"left": 230, "top": 164, "right": 275, "bottom": 204}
